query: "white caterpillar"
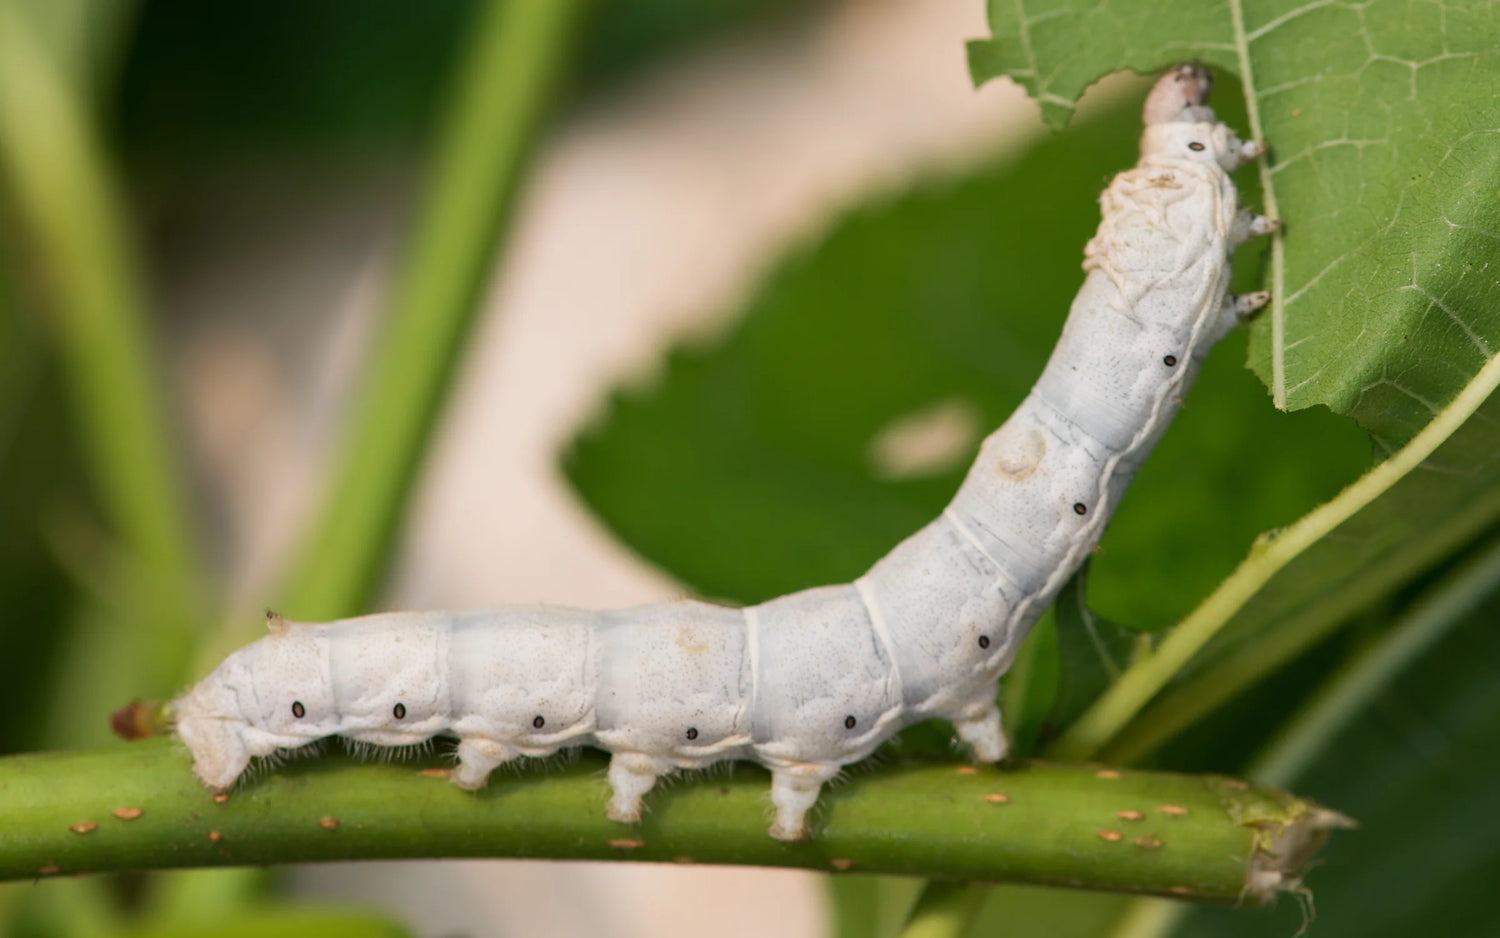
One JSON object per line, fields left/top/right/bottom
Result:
{"left": 174, "top": 66, "right": 1275, "bottom": 841}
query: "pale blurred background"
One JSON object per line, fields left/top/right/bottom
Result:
{"left": 158, "top": 1, "right": 1039, "bottom": 934}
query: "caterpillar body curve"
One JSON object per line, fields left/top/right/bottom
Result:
{"left": 174, "top": 65, "right": 1276, "bottom": 841}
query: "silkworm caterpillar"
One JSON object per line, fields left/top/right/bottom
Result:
{"left": 173, "top": 65, "right": 1275, "bottom": 841}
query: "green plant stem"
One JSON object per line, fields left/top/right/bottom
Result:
{"left": 0, "top": 741, "right": 1344, "bottom": 900}
{"left": 889, "top": 354, "right": 1500, "bottom": 937}
{"left": 0, "top": 1, "right": 202, "bottom": 662}
{"left": 899, "top": 881, "right": 986, "bottom": 938}
{"left": 1099, "top": 528, "right": 1500, "bottom": 938}
{"left": 1049, "top": 349, "right": 1500, "bottom": 763}
{"left": 0, "top": 0, "right": 203, "bottom": 752}
{"left": 277, "top": 0, "right": 583, "bottom": 622}
{"left": 1247, "top": 528, "right": 1500, "bottom": 789}
{"left": 894, "top": 168, "right": 1500, "bottom": 938}
{"left": 1104, "top": 897, "right": 1186, "bottom": 938}
{"left": 830, "top": 876, "right": 923, "bottom": 938}
{"left": 0, "top": 8, "right": 236, "bottom": 934}
{"left": 12, "top": 0, "right": 141, "bottom": 94}
{"left": 1101, "top": 489, "right": 1500, "bottom": 765}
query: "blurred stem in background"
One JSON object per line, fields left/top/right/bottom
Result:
{"left": 186, "top": 1, "right": 580, "bottom": 932}
{"left": 0, "top": 0, "right": 203, "bottom": 734}
{"left": 273, "top": 0, "right": 585, "bottom": 628}
{"left": 0, "top": 0, "right": 583, "bottom": 934}
{"left": 900, "top": 881, "right": 986, "bottom": 938}
{"left": 8, "top": 0, "right": 140, "bottom": 94}
{"left": 1106, "top": 528, "right": 1500, "bottom": 938}
{"left": 0, "top": 0, "right": 207, "bottom": 933}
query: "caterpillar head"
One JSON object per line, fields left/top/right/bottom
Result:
{"left": 1140, "top": 64, "right": 1263, "bottom": 171}
{"left": 1142, "top": 63, "right": 1214, "bottom": 124}
{"left": 174, "top": 614, "right": 336, "bottom": 791}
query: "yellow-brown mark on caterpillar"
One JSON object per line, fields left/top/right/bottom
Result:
{"left": 208, "top": 830, "right": 223, "bottom": 842}
{"left": 420, "top": 767, "right": 450, "bottom": 778}
{"left": 1135, "top": 835, "right": 1163, "bottom": 849}
{"left": 112, "top": 808, "right": 144, "bottom": 820}
{"left": 38, "top": 865, "right": 61, "bottom": 876}
{"left": 994, "top": 430, "right": 1045, "bottom": 481}
{"left": 212, "top": 793, "right": 229, "bottom": 804}
{"left": 1097, "top": 829, "right": 1123, "bottom": 842}
{"left": 1158, "top": 804, "right": 1188, "bottom": 816}
{"left": 68, "top": 822, "right": 97, "bottom": 835}
{"left": 1116, "top": 809, "right": 1145, "bottom": 821}
{"left": 982, "top": 792, "right": 1010, "bottom": 804}
{"left": 675, "top": 626, "right": 709, "bottom": 656}
{"left": 829, "top": 858, "right": 855, "bottom": 871}
{"left": 609, "top": 838, "right": 646, "bottom": 850}
{"left": 1095, "top": 769, "right": 1122, "bottom": 780}
{"left": 954, "top": 766, "right": 979, "bottom": 776}
{"left": 319, "top": 816, "right": 339, "bottom": 830}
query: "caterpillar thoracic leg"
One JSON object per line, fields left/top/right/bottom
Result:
{"left": 171, "top": 64, "right": 1274, "bottom": 841}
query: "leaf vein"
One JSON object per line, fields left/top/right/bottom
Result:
{"left": 1399, "top": 284, "right": 1494, "bottom": 360}
{"left": 1228, "top": 0, "right": 1286, "bottom": 407}
{"left": 1245, "top": 0, "right": 1347, "bottom": 44}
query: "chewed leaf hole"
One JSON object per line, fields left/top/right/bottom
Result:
{"left": 866, "top": 397, "right": 981, "bottom": 481}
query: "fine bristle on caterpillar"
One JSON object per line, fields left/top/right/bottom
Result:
{"left": 171, "top": 64, "right": 1275, "bottom": 841}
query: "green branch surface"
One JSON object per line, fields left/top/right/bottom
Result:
{"left": 0, "top": 739, "right": 1346, "bottom": 903}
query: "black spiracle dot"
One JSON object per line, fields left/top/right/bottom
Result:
{"left": 1188, "top": 141, "right": 1206, "bottom": 151}
{"left": 685, "top": 727, "right": 699, "bottom": 740}
{"left": 532, "top": 715, "right": 545, "bottom": 729}
{"left": 393, "top": 702, "right": 406, "bottom": 720}
{"left": 1163, "top": 354, "right": 1178, "bottom": 367}
{"left": 978, "top": 635, "right": 991, "bottom": 649}
{"left": 291, "top": 701, "right": 305, "bottom": 719}
{"left": 844, "top": 715, "right": 857, "bottom": 730}
{"left": 1073, "top": 502, "right": 1088, "bottom": 516}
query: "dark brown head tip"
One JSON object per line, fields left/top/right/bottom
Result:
{"left": 1143, "top": 64, "right": 1213, "bottom": 125}
{"left": 111, "top": 700, "right": 166, "bottom": 740}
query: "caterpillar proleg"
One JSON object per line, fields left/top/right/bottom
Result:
{"left": 173, "top": 65, "right": 1276, "bottom": 841}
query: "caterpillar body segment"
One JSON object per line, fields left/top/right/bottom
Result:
{"left": 174, "top": 65, "right": 1274, "bottom": 841}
